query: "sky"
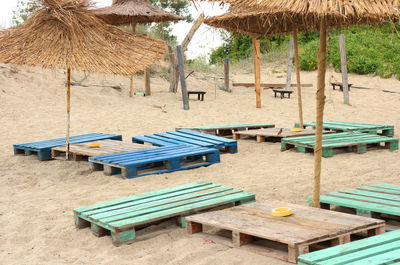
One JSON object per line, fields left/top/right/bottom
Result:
{"left": 0, "top": 0, "right": 228, "bottom": 60}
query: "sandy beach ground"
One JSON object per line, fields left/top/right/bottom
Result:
{"left": 1, "top": 64, "right": 399, "bottom": 264}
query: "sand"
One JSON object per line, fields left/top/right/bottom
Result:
{"left": 1, "top": 64, "right": 399, "bottom": 265}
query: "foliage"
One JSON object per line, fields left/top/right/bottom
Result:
{"left": 298, "top": 23, "right": 400, "bottom": 79}
{"left": 12, "top": 0, "right": 37, "bottom": 26}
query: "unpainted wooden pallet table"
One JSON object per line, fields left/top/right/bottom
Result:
{"left": 233, "top": 128, "right": 330, "bottom": 142}
{"left": 132, "top": 129, "right": 238, "bottom": 153}
{"left": 89, "top": 145, "right": 220, "bottom": 179}
{"left": 298, "top": 230, "right": 400, "bottom": 265}
{"left": 312, "top": 183, "right": 400, "bottom": 229}
{"left": 176, "top": 124, "right": 275, "bottom": 137}
{"left": 281, "top": 132, "right": 398, "bottom": 157}
{"left": 295, "top": 121, "right": 394, "bottom": 137}
{"left": 186, "top": 202, "right": 385, "bottom": 263}
{"left": 51, "top": 139, "right": 153, "bottom": 160}
{"left": 13, "top": 133, "right": 122, "bottom": 161}
{"left": 74, "top": 181, "right": 255, "bottom": 246}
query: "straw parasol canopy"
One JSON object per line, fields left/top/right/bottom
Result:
{"left": 204, "top": 0, "right": 399, "bottom": 207}
{"left": 0, "top": 0, "right": 167, "bottom": 158}
{"left": 94, "top": 0, "right": 186, "bottom": 26}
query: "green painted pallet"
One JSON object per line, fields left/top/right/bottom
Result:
{"left": 309, "top": 183, "right": 400, "bottom": 219}
{"left": 281, "top": 132, "right": 398, "bottom": 157}
{"left": 298, "top": 230, "right": 400, "bottom": 265}
{"left": 73, "top": 181, "right": 255, "bottom": 246}
{"left": 295, "top": 121, "right": 394, "bottom": 137}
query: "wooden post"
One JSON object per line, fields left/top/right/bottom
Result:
{"left": 293, "top": 29, "right": 304, "bottom": 128}
{"left": 176, "top": 45, "right": 189, "bottom": 110}
{"left": 339, "top": 33, "right": 350, "bottom": 104}
{"left": 286, "top": 37, "right": 294, "bottom": 89}
{"left": 129, "top": 75, "right": 133, "bottom": 97}
{"left": 168, "top": 46, "right": 176, "bottom": 93}
{"left": 173, "top": 13, "right": 205, "bottom": 92}
{"left": 66, "top": 67, "right": 71, "bottom": 160}
{"left": 253, "top": 39, "right": 261, "bottom": 108}
{"left": 312, "top": 19, "right": 327, "bottom": 208}
{"left": 145, "top": 69, "right": 151, "bottom": 96}
{"left": 224, "top": 59, "right": 230, "bottom": 92}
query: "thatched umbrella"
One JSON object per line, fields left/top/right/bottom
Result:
{"left": 94, "top": 0, "right": 185, "bottom": 97}
{"left": 204, "top": 0, "right": 399, "bottom": 207}
{"left": 0, "top": 0, "right": 167, "bottom": 158}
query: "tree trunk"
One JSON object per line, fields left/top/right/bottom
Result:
{"left": 177, "top": 45, "right": 189, "bottom": 110}
{"left": 286, "top": 37, "right": 294, "bottom": 89}
{"left": 145, "top": 69, "right": 151, "bottom": 96}
{"left": 312, "top": 19, "right": 327, "bottom": 208}
{"left": 339, "top": 33, "right": 350, "bottom": 104}
{"left": 168, "top": 46, "right": 176, "bottom": 93}
{"left": 293, "top": 29, "right": 304, "bottom": 128}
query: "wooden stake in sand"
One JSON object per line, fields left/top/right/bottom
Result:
{"left": 66, "top": 67, "right": 71, "bottom": 160}
{"left": 312, "top": 19, "right": 327, "bottom": 208}
{"left": 253, "top": 39, "right": 261, "bottom": 108}
{"left": 293, "top": 29, "right": 304, "bottom": 128}
{"left": 339, "top": 33, "right": 350, "bottom": 104}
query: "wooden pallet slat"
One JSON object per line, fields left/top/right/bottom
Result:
{"left": 14, "top": 133, "right": 122, "bottom": 160}
{"left": 176, "top": 124, "right": 275, "bottom": 137}
{"left": 74, "top": 182, "right": 255, "bottom": 246}
{"left": 185, "top": 202, "right": 385, "bottom": 263}
{"left": 298, "top": 230, "right": 400, "bottom": 265}
{"left": 295, "top": 121, "right": 394, "bottom": 136}
{"left": 233, "top": 128, "right": 331, "bottom": 142}
{"left": 89, "top": 145, "right": 220, "bottom": 178}
{"left": 132, "top": 129, "right": 238, "bottom": 154}
{"left": 281, "top": 132, "right": 398, "bottom": 157}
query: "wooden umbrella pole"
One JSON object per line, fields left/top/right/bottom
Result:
{"left": 293, "top": 29, "right": 304, "bottom": 128}
{"left": 312, "top": 19, "right": 327, "bottom": 208}
{"left": 129, "top": 23, "right": 136, "bottom": 98}
{"left": 66, "top": 67, "right": 71, "bottom": 160}
{"left": 253, "top": 39, "right": 261, "bottom": 108}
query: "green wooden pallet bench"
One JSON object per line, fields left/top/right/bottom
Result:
{"left": 73, "top": 181, "right": 255, "bottom": 246}
{"left": 310, "top": 183, "right": 400, "bottom": 227}
{"left": 295, "top": 121, "right": 394, "bottom": 137}
{"left": 176, "top": 124, "right": 275, "bottom": 137}
{"left": 298, "top": 230, "right": 400, "bottom": 265}
{"left": 281, "top": 132, "right": 398, "bottom": 157}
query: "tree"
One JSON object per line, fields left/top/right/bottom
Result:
{"left": 12, "top": 0, "right": 37, "bottom": 26}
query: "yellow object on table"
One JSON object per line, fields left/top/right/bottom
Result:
{"left": 88, "top": 143, "right": 101, "bottom": 148}
{"left": 290, "top": 128, "right": 302, "bottom": 132}
{"left": 271, "top": 207, "right": 293, "bottom": 217}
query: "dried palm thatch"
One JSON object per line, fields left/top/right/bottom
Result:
{"left": 205, "top": 0, "right": 400, "bottom": 38}
{"left": 94, "top": 0, "right": 185, "bottom": 25}
{"left": 0, "top": 0, "right": 167, "bottom": 75}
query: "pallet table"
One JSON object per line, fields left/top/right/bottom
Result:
{"left": 89, "top": 145, "right": 220, "bottom": 178}
{"left": 295, "top": 121, "right": 394, "bottom": 137}
{"left": 186, "top": 202, "right": 385, "bottom": 263}
{"left": 281, "top": 132, "right": 398, "bottom": 157}
{"left": 273, "top": 89, "right": 293, "bottom": 98}
{"left": 331, "top": 82, "right": 353, "bottom": 91}
{"left": 13, "top": 133, "right": 122, "bottom": 161}
{"left": 132, "top": 129, "right": 238, "bottom": 153}
{"left": 176, "top": 124, "right": 275, "bottom": 138}
{"left": 298, "top": 230, "right": 400, "bottom": 265}
{"left": 233, "top": 128, "right": 329, "bottom": 142}
{"left": 187, "top": 91, "right": 206, "bottom": 101}
{"left": 51, "top": 139, "right": 153, "bottom": 160}
{"left": 74, "top": 181, "right": 255, "bottom": 246}
{"left": 312, "top": 183, "right": 400, "bottom": 229}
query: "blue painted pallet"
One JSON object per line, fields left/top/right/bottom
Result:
{"left": 298, "top": 230, "right": 400, "bottom": 265}
{"left": 132, "top": 129, "right": 238, "bottom": 153}
{"left": 73, "top": 181, "right": 255, "bottom": 246}
{"left": 89, "top": 145, "right": 220, "bottom": 178}
{"left": 13, "top": 133, "right": 122, "bottom": 161}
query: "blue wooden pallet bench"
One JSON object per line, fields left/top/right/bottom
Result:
{"left": 295, "top": 121, "right": 394, "bottom": 137}
{"left": 310, "top": 183, "right": 400, "bottom": 224}
{"left": 132, "top": 129, "right": 238, "bottom": 154}
{"left": 298, "top": 230, "right": 400, "bottom": 265}
{"left": 89, "top": 145, "right": 220, "bottom": 178}
{"left": 73, "top": 181, "right": 255, "bottom": 246}
{"left": 13, "top": 133, "right": 122, "bottom": 161}
{"left": 281, "top": 132, "right": 398, "bottom": 157}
